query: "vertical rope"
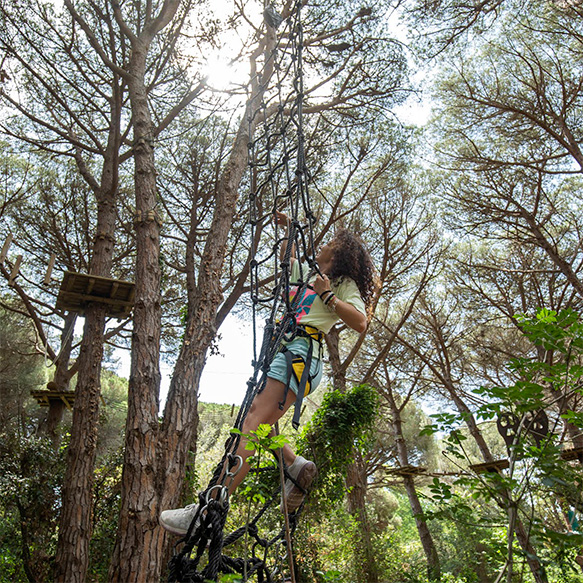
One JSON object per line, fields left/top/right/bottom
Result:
{"left": 169, "top": 1, "right": 313, "bottom": 580}
{"left": 276, "top": 421, "right": 297, "bottom": 583}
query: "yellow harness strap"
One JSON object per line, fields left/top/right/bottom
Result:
{"left": 281, "top": 324, "right": 325, "bottom": 428}
{"left": 291, "top": 355, "right": 312, "bottom": 397}
{"left": 301, "top": 325, "right": 325, "bottom": 343}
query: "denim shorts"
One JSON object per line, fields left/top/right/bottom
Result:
{"left": 268, "top": 336, "right": 323, "bottom": 396}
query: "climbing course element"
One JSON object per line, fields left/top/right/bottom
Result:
{"left": 167, "top": 2, "right": 316, "bottom": 581}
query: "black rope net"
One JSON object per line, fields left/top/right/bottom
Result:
{"left": 167, "top": 2, "right": 319, "bottom": 582}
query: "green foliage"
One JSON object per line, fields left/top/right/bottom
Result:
{"left": 0, "top": 432, "right": 65, "bottom": 582}
{"left": 422, "top": 308, "right": 583, "bottom": 581}
{"left": 0, "top": 303, "right": 48, "bottom": 427}
{"left": 0, "top": 301, "right": 130, "bottom": 583}
{"left": 232, "top": 423, "right": 288, "bottom": 454}
{"left": 0, "top": 304, "right": 56, "bottom": 581}
{"left": 216, "top": 575, "right": 243, "bottom": 583}
{"left": 98, "top": 369, "right": 129, "bottom": 455}
{"left": 297, "top": 384, "right": 378, "bottom": 506}
{"left": 230, "top": 424, "right": 288, "bottom": 505}
{"left": 293, "top": 505, "right": 361, "bottom": 582}
{"left": 89, "top": 447, "right": 125, "bottom": 582}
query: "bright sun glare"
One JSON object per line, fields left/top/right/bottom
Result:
{"left": 202, "top": 55, "right": 245, "bottom": 92}
{"left": 195, "top": 1, "right": 262, "bottom": 93}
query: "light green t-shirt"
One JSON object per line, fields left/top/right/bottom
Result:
{"left": 290, "top": 260, "right": 366, "bottom": 334}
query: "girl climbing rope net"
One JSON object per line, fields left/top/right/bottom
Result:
{"left": 162, "top": 2, "right": 378, "bottom": 580}
{"left": 160, "top": 211, "right": 377, "bottom": 537}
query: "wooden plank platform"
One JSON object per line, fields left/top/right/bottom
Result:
{"left": 56, "top": 271, "right": 135, "bottom": 317}
{"left": 561, "top": 446, "right": 583, "bottom": 461}
{"left": 31, "top": 389, "right": 76, "bottom": 409}
{"left": 387, "top": 465, "right": 427, "bottom": 476}
{"left": 470, "top": 459, "right": 510, "bottom": 474}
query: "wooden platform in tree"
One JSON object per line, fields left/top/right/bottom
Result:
{"left": 56, "top": 271, "right": 135, "bottom": 318}
{"left": 561, "top": 446, "right": 583, "bottom": 461}
{"left": 470, "top": 459, "right": 510, "bottom": 474}
{"left": 31, "top": 389, "right": 76, "bottom": 409}
{"left": 387, "top": 465, "right": 427, "bottom": 476}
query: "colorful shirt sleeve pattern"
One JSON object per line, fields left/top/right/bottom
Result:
{"left": 289, "top": 260, "right": 366, "bottom": 334}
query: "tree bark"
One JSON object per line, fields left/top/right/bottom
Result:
{"left": 54, "top": 303, "right": 109, "bottom": 582}
{"left": 346, "top": 453, "right": 379, "bottom": 583}
{"left": 325, "top": 326, "right": 346, "bottom": 391}
{"left": 159, "top": 114, "right": 251, "bottom": 506}
{"left": 417, "top": 341, "right": 546, "bottom": 580}
{"left": 53, "top": 58, "right": 122, "bottom": 583}
{"left": 447, "top": 382, "right": 494, "bottom": 463}
{"left": 108, "top": 27, "right": 165, "bottom": 580}
{"left": 387, "top": 389, "right": 441, "bottom": 582}
{"left": 53, "top": 238, "right": 118, "bottom": 582}
{"left": 518, "top": 207, "right": 583, "bottom": 300}
{"left": 449, "top": 390, "right": 548, "bottom": 582}
{"left": 513, "top": 517, "right": 548, "bottom": 583}
{"left": 327, "top": 327, "right": 380, "bottom": 581}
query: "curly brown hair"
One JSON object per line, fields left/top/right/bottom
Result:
{"left": 327, "top": 229, "right": 378, "bottom": 314}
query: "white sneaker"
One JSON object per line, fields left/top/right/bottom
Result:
{"left": 282, "top": 456, "right": 317, "bottom": 513}
{"left": 159, "top": 503, "right": 200, "bottom": 536}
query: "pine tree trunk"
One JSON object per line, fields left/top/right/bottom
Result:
{"left": 53, "top": 196, "right": 118, "bottom": 581}
{"left": 345, "top": 453, "right": 379, "bottom": 583}
{"left": 327, "top": 328, "right": 380, "bottom": 581}
{"left": 52, "top": 42, "right": 122, "bottom": 575}
{"left": 54, "top": 304, "right": 109, "bottom": 582}
{"left": 402, "top": 473, "right": 441, "bottom": 581}
{"left": 387, "top": 391, "right": 441, "bottom": 581}
{"left": 325, "top": 326, "right": 346, "bottom": 391}
{"left": 108, "top": 34, "right": 164, "bottom": 579}
{"left": 514, "top": 517, "right": 548, "bottom": 583}
{"left": 52, "top": 109, "right": 120, "bottom": 582}
{"left": 445, "top": 378, "right": 494, "bottom": 463}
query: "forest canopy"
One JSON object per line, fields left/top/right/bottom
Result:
{"left": 1, "top": 1, "right": 583, "bottom": 582}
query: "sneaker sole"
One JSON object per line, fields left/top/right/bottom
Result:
{"left": 286, "top": 461, "right": 317, "bottom": 512}
{"left": 159, "top": 517, "right": 188, "bottom": 536}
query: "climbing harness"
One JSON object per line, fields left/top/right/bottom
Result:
{"left": 279, "top": 324, "right": 325, "bottom": 429}
{"left": 168, "top": 2, "right": 318, "bottom": 581}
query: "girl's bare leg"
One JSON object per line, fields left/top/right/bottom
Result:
{"left": 226, "top": 377, "right": 297, "bottom": 494}
{"left": 159, "top": 378, "right": 299, "bottom": 536}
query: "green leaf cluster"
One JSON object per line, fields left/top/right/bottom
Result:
{"left": 297, "top": 384, "right": 379, "bottom": 506}
{"left": 422, "top": 308, "right": 583, "bottom": 578}
{"left": 230, "top": 424, "right": 289, "bottom": 505}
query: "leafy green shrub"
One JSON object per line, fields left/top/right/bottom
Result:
{"left": 297, "top": 384, "right": 379, "bottom": 507}
{"left": 0, "top": 432, "right": 65, "bottom": 582}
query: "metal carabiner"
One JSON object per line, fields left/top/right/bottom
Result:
{"left": 205, "top": 484, "right": 229, "bottom": 507}
{"left": 224, "top": 454, "right": 244, "bottom": 489}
